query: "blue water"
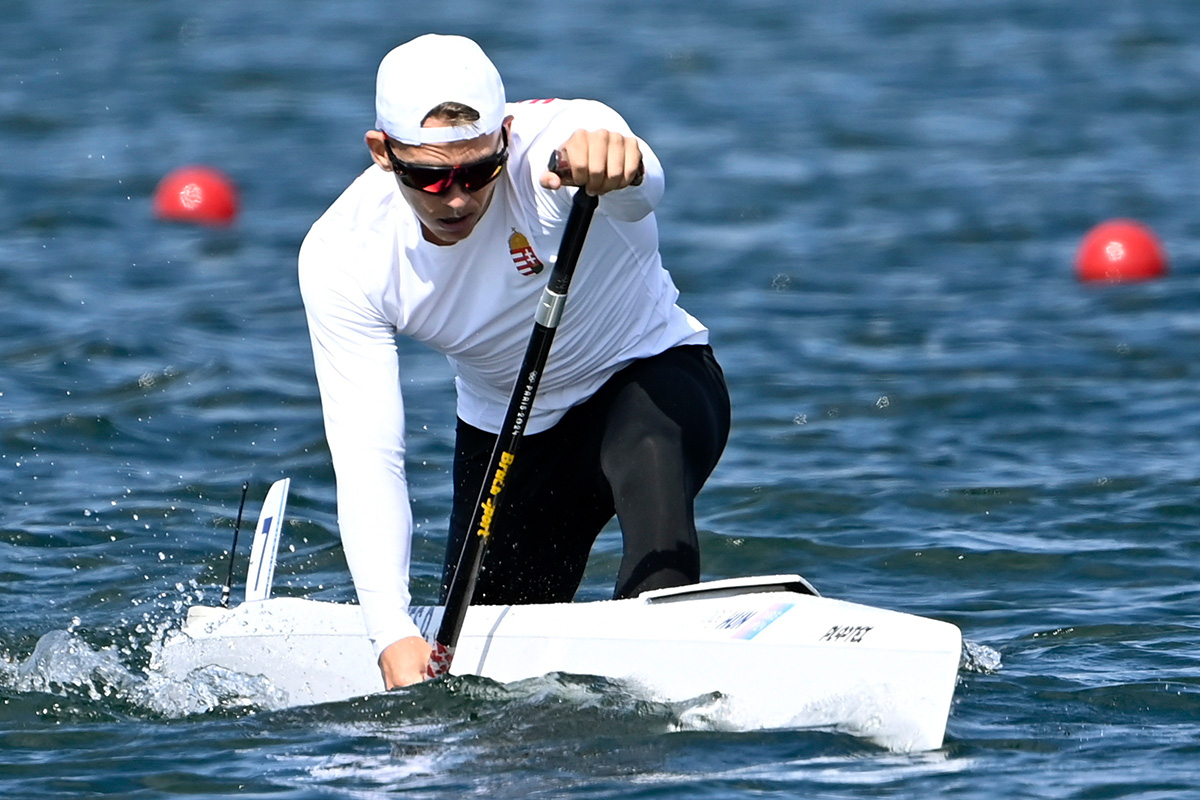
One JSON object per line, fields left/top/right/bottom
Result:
{"left": 4, "top": 1, "right": 1200, "bottom": 797}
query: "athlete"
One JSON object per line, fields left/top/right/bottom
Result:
{"left": 299, "top": 34, "right": 730, "bottom": 689}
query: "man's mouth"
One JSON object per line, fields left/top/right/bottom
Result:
{"left": 437, "top": 214, "right": 475, "bottom": 234}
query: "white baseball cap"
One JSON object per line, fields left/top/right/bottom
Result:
{"left": 374, "top": 34, "right": 507, "bottom": 145}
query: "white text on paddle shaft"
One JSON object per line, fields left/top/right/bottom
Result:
{"left": 477, "top": 451, "right": 516, "bottom": 539}
{"left": 510, "top": 370, "right": 539, "bottom": 437}
{"left": 820, "top": 625, "right": 873, "bottom": 644}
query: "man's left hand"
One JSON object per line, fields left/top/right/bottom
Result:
{"left": 540, "top": 128, "right": 645, "bottom": 195}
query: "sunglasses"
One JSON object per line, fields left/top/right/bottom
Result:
{"left": 385, "top": 129, "right": 508, "bottom": 195}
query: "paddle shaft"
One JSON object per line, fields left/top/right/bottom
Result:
{"left": 431, "top": 188, "right": 599, "bottom": 672}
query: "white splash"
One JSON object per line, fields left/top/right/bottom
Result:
{"left": 2, "top": 627, "right": 287, "bottom": 717}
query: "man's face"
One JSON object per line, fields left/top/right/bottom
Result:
{"left": 383, "top": 121, "right": 509, "bottom": 246}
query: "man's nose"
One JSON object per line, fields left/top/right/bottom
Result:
{"left": 441, "top": 183, "right": 472, "bottom": 208}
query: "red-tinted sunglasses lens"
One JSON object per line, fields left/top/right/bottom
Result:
{"left": 388, "top": 131, "right": 508, "bottom": 195}
{"left": 399, "top": 158, "right": 505, "bottom": 194}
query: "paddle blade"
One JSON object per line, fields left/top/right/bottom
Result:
{"left": 245, "top": 478, "right": 290, "bottom": 602}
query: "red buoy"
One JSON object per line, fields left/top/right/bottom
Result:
{"left": 153, "top": 166, "right": 239, "bottom": 226}
{"left": 1075, "top": 219, "right": 1167, "bottom": 283}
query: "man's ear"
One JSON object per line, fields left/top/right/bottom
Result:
{"left": 365, "top": 131, "right": 393, "bottom": 172}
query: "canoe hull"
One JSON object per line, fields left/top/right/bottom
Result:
{"left": 157, "top": 575, "right": 960, "bottom": 751}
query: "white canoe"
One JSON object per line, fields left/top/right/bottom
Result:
{"left": 156, "top": 482, "right": 961, "bottom": 751}
{"left": 158, "top": 575, "right": 960, "bottom": 751}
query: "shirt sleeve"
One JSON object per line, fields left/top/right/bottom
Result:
{"left": 298, "top": 227, "right": 422, "bottom": 660}
{"left": 523, "top": 99, "right": 666, "bottom": 224}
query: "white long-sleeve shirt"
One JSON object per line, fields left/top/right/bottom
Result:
{"left": 298, "top": 98, "right": 708, "bottom": 658}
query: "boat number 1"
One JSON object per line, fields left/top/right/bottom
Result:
{"left": 820, "top": 625, "right": 873, "bottom": 644}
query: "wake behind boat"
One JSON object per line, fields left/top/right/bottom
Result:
{"left": 156, "top": 480, "right": 962, "bottom": 752}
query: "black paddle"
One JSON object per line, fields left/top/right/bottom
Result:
{"left": 428, "top": 185, "right": 599, "bottom": 678}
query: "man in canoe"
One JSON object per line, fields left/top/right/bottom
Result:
{"left": 298, "top": 33, "right": 730, "bottom": 688}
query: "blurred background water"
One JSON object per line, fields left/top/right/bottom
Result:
{"left": 3, "top": 1, "right": 1200, "bottom": 797}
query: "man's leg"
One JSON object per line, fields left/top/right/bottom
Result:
{"left": 596, "top": 345, "right": 730, "bottom": 598}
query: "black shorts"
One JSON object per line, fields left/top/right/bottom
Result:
{"left": 441, "top": 344, "right": 730, "bottom": 605}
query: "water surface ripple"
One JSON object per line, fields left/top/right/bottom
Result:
{"left": 3, "top": 1, "right": 1200, "bottom": 798}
